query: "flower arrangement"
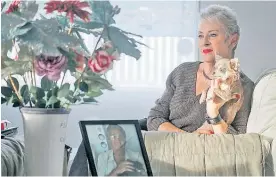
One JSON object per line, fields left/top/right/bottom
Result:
{"left": 1, "top": 0, "right": 145, "bottom": 109}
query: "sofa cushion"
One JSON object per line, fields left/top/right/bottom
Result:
{"left": 247, "top": 69, "right": 276, "bottom": 140}
{"left": 143, "top": 131, "right": 268, "bottom": 176}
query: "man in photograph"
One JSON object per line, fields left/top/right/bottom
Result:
{"left": 96, "top": 124, "right": 147, "bottom": 176}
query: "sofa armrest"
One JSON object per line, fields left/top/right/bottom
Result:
{"left": 1, "top": 137, "right": 72, "bottom": 176}
{"left": 143, "top": 132, "right": 269, "bottom": 176}
{"left": 1, "top": 137, "right": 25, "bottom": 176}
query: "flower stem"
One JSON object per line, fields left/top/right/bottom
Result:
{"left": 68, "top": 23, "right": 73, "bottom": 35}
{"left": 30, "top": 71, "right": 34, "bottom": 86}
{"left": 60, "top": 71, "right": 66, "bottom": 87}
{"left": 32, "top": 58, "right": 36, "bottom": 87}
{"left": 23, "top": 73, "right": 32, "bottom": 108}
{"left": 52, "top": 82, "right": 56, "bottom": 108}
{"left": 8, "top": 75, "right": 23, "bottom": 106}
{"left": 22, "top": 74, "right": 27, "bottom": 84}
{"left": 3, "top": 78, "right": 8, "bottom": 84}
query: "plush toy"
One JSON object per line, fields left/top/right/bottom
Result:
{"left": 200, "top": 55, "right": 244, "bottom": 125}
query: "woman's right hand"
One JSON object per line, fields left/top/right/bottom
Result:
{"left": 110, "top": 161, "right": 135, "bottom": 176}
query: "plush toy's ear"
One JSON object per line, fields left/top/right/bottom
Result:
{"left": 232, "top": 93, "right": 242, "bottom": 103}
{"left": 230, "top": 58, "right": 240, "bottom": 71}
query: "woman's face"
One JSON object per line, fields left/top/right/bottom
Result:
{"left": 198, "top": 19, "right": 238, "bottom": 62}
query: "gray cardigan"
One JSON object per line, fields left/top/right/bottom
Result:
{"left": 147, "top": 61, "right": 254, "bottom": 134}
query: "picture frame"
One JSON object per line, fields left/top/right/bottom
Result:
{"left": 79, "top": 120, "right": 153, "bottom": 176}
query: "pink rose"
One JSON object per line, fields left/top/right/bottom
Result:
{"left": 34, "top": 55, "right": 67, "bottom": 81}
{"left": 88, "top": 50, "right": 115, "bottom": 74}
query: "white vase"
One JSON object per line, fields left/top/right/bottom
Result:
{"left": 20, "top": 107, "right": 71, "bottom": 176}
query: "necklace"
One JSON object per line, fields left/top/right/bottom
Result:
{"left": 202, "top": 70, "right": 212, "bottom": 81}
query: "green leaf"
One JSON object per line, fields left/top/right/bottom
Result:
{"left": 107, "top": 26, "right": 142, "bottom": 60}
{"left": 1, "top": 97, "right": 7, "bottom": 104}
{"left": 5, "top": 96, "right": 13, "bottom": 105}
{"left": 1, "top": 87, "right": 13, "bottom": 97}
{"left": 31, "top": 97, "right": 36, "bottom": 104}
{"left": 58, "top": 83, "right": 70, "bottom": 98}
{"left": 2, "top": 59, "right": 32, "bottom": 78}
{"left": 74, "top": 20, "right": 104, "bottom": 30}
{"left": 30, "top": 86, "right": 45, "bottom": 100}
{"left": 83, "top": 97, "right": 98, "bottom": 103}
{"left": 46, "top": 96, "right": 59, "bottom": 106}
{"left": 41, "top": 76, "right": 53, "bottom": 91}
{"left": 97, "top": 79, "right": 113, "bottom": 90}
{"left": 56, "top": 15, "right": 69, "bottom": 28}
{"left": 7, "top": 77, "right": 19, "bottom": 91}
{"left": 47, "top": 87, "right": 59, "bottom": 100}
{"left": 79, "top": 82, "right": 89, "bottom": 92}
{"left": 18, "top": 1, "right": 39, "bottom": 21}
{"left": 12, "top": 101, "right": 21, "bottom": 107}
{"left": 36, "top": 88, "right": 45, "bottom": 99}
{"left": 86, "top": 90, "right": 103, "bottom": 97}
{"left": 35, "top": 99, "right": 46, "bottom": 108}
{"left": 39, "top": 14, "right": 47, "bottom": 20}
{"left": 20, "top": 85, "right": 30, "bottom": 104}
{"left": 74, "top": 31, "right": 91, "bottom": 54}
{"left": 58, "top": 48, "right": 77, "bottom": 72}
{"left": 10, "top": 22, "right": 33, "bottom": 37}
{"left": 54, "top": 101, "right": 61, "bottom": 108}
{"left": 66, "top": 90, "right": 77, "bottom": 103}
{"left": 20, "top": 85, "right": 28, "bottom": 96}
{"left": 82, "top": 72, "right": 114, "bottom": 90}
{"left": 74, "top": 80, "right": 79, "bottom": 91}
{"left": 88, "top": 1, "right": 116, "bottom": 25}
{"left": 11, "top": 93, "right": 19, "bottom": 103}
{"left": 1, "top": 2, "right": 6, "bottom": 11}
{"left": 13, "top": 18, "right": 83, "bottom": 56}
{"left": 1, "top": 13, "right": 24, "bottom": 41}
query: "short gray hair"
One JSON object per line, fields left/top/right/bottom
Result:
{"left": 200, "top": 4, "right": 240, "bottom": 56}
{"left": 200, "top": 4, "right": 240, "bottom": 37}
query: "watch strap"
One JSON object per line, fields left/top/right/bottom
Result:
{"left": 206, "top": 114, "right": 223, "bottom": 125}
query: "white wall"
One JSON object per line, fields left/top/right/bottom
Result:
{"left": 200, "top": 1, "right": 276, "bottom": 80}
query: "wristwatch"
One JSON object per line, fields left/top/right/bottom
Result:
{"left": 205, "top": 113, "right": 223, "bottom": 125}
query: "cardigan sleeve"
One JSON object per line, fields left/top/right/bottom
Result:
{"left": 147, "top": 70, "right": 176, "bottom": 131}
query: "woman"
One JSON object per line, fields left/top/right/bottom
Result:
{"left": 147, "top": 4, "right": 254, "bottom": 134}
{"left": 97, "top": 125, "right": 146, "bottom": 176}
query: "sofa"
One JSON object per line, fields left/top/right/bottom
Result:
{"left": 2, "top": 69, "right": 276, "bottom": 176}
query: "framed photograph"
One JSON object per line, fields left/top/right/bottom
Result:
{"left": 79, "top": 120, "right": 153, "bottom": 176}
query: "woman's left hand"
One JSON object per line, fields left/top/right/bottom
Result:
{"left": 206, "top": 79, "right": 227, "bottom": 118}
